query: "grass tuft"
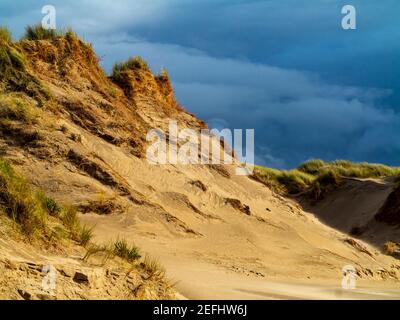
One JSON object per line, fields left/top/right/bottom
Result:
{"left": 111, "top": 56, "right": 150, "bottom": 83}
{"left": 60, "top": 206, "right": 81, "bottom": 238}
{"left": 84, "top": 238, "right": 142, "bottom": 264}
{"left": 23, "top": 24, "right": 63, "bottom": 41}
{"left": 113, "top": 56, "right": 149, "bottom": 74}
{"left": 79, "top": 224, "right": 94, "bottom": 247}
{"left": 83, "top": 243, "right": 113, "bottom": 263}
{"left": 141, "top": 255, "right": 166, "bottom": 280}
{"left": 113, "top": 238, "right": 141, "bottom": 262}
{"left": 37, "top": 191, "right": 61, "bottom": 217}
{"left": 297, "top": 159, "right": 326, "bottom": 175}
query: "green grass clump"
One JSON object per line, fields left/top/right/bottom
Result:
{"left": 0, "top": 158, "right": 93, "bottom": 244}
{"left": 297, "top": 159, "right": 326, "bottom": 175}
{"left": 0, "top": 94, "right": 38, "bottom": 124}
{"left": 114, "top": 56, "right": 149, "bottom": 72}
{"left": 255, "top": 166, "right": 313, "bottom": 194}
{"left": 0, "top": 159, "right": 47, "bottom": 235}
{"left": 299, "top": 159, "right": 400, "bottom": 178}
{"left": 23, "top": 24, "right": 80, "bottom": 43}
{"left": 84, "top": 238, "right": 142, "bottom": 264}
{"left": 78, "top": 224, "right": 94, "bottom": 247}
{"left": 252, "top": 167, "right": 284, "bottom": 193}
{"left": 330, "top": 161, "right": 400, "bottom": 178}
{"left": 37, "top": 191, "right": 61, "bottom": 216}
{"left": 255, "top": 159, "right": 400, "bottom": 197}
{"left": 155, "top": 68, "right": 170, "bottom": 82}
{"left": 277, "top": 170, "right": 314, "bottom": 194}
{"left": 0, "top": 41, "right": 26, "bottom": 78}
{"left": 23, "top": 24, "right": 63, "bottom": 41}
{"left": 113, "top": 238, "right": 141, "bottom": 262}
{"left": 112, "top": 56, "right": 149, "bottom": 81}
{"left": 60, "top": 206, "right": 81, "bottom": 237}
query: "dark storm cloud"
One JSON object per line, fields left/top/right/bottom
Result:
{"left": 1, "top": 0, "right": 400, "bottom": 168}
{"left": 92, "top": 37, "right": 400, "bottom": 168}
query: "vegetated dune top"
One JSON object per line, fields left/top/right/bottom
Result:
{"left": 0, "top": 29, "right": 399, "bottom": 299}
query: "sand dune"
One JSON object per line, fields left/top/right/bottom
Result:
{"left": 75, "top": 129, "right": 400, "bottom": 299}
{"left": 1, "top": 34, "right": 399, "bottom": 300}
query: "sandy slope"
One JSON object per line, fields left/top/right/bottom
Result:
{"left": 302, "top": 177, "right": 400, "bottom": 250}
{"left": 5, "top": 108, "right": 399, "bottom": 299}
{"left": 70, "top": 128, "right": 400, "bottom": 299}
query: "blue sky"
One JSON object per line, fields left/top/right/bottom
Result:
{"left": 2, "top": 0, "right": 400, "bottom": 168}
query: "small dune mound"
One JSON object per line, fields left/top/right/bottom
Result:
{"left": 20, "top": 28, "right": 107, "bottom": 92}
{"left": 111, "top": 58, "right": 179, "bottom": 109}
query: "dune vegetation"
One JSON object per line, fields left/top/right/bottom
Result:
{"left": 0, "top": 158, "right": 155, "bottom": 268}
{"left": 0, "top": 158, "right": 90, "bottom": 242}
{"left": 254, "top": 159, "right": 400, "bottom": 199}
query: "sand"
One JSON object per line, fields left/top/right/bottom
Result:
{"left": 74, "top": 128, "right": 400, "bottom": 300}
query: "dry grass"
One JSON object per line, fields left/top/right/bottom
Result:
{"left": 83, "top": 243, "right": 113, "bottom": 264}
{"left": 0, "top": 26, "right": 12, "bottom": 43}
{"left": 383, "top": 241, "right": 399, "bottom": 256}
{"left": 83, "top": 238, "right": 142, "bottom": 267}
{"left": 141, "top": 255, "right": 166, "bottom": 280}
{"left": 60, "top": 206, "right": 81, "bottom": 239}
{"left": 0, "top": 36, "right": 49, "bottom": 99}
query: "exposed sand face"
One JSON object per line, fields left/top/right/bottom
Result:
{"left": 5, "top": 114, "right": 398, "bottom": 299}
{"left": 72, "top": 128, "right": 400, "bottom": 299}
